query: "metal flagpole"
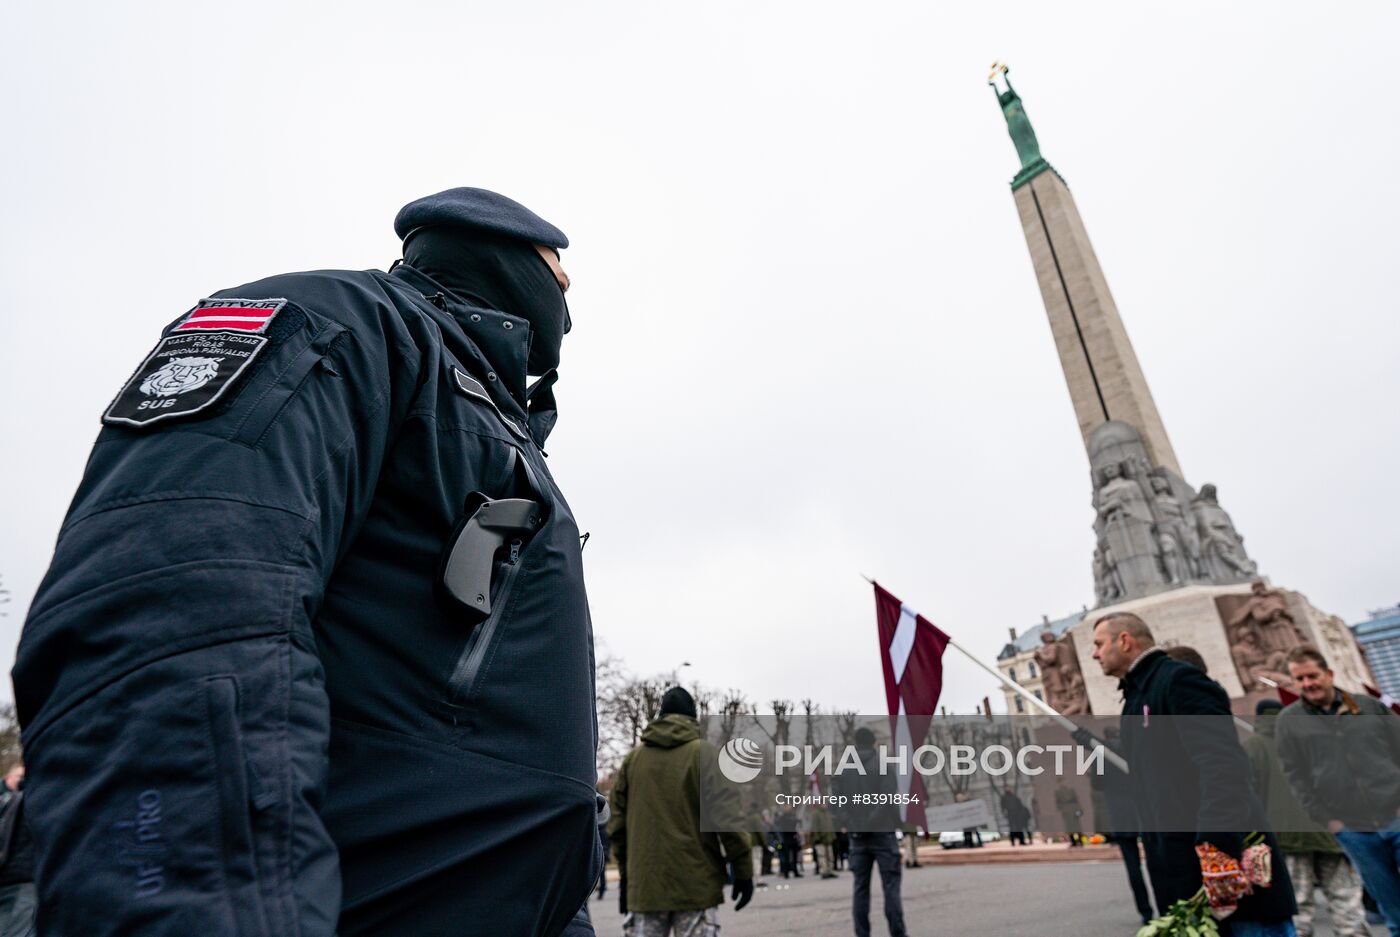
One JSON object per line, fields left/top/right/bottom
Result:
{"left": 862, "top": 575, "right": 1130, "bottom": 774}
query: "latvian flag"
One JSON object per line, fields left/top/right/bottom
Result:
{"left": 175, "top": 298, "right": 285, "bottom": 333}
{"left": 872, "top": 582, "right": 951, "bottom": 834}
{"left": 1364, "top": 683, "right": 1400, "bottom": 716}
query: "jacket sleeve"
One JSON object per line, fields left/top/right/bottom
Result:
{"left": 697, "top": 747, "right": 752, "bottom": 879}
{"left": 12, "top": 296, "right": 419, "bottom": 937}
{"left": 1275, "top": 712, "right": 1330, "bottom": 826}
{"left": 1169, "top": 668, "right": 1256, "bottom": 856}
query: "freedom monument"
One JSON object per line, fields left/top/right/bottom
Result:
{"left": 988, "top": 65, "right": 1370, "bottom": 715}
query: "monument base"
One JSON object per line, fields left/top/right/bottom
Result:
{"left": 1069, "top": 582, "right": 1369, "bottom": 715}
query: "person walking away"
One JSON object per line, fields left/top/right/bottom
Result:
{"left": 1055, "top": 781, "right": 1085, "bottom": 847}
{"left": 777, "top": 806, "right": 801, "bottom": 879}
{"left": 834, "top": 728, "right": 907, "bottom": 937}
{"left": 835, "top": 828, "right": 851, "bottom": 869}
{"left": 902, "top": 821, "right": 922, "bottom": 867}
{"left": 753, "top": 808, "right": 775, "bottom": 879}
{"left": 1275, "top": 646, "right": 1400, "bottom": 937}
{"left": 608, "top": 688, "right": 753, "bottom": 936}
{"left": 1246, "top": 699, "right": 1368, "bottom": 937}
{"left": 1001, "top": 788, "right": 1032, "bottom": 847}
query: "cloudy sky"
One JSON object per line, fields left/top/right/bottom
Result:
{"left": 3, "top": 2, "right": 1397, "bottom": 717}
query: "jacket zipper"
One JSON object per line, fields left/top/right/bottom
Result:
{"left": 447, "top": 538, "right": 529, "bottom": 702}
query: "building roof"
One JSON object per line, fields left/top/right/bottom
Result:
{"left": 1353, "top": 604, "right": 1400, "bottom": 640}
{"left": 997, "top": 609, "right": 1086, "bottom": 660}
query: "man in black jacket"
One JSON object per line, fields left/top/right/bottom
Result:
{"left": 833, "top": 728, "right": 907, "bottom": 937}
{"left": 1091, "top": 612, "right": 1296, "bottom": 934}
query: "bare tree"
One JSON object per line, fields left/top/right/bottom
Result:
{"left": 716, "top": 690, "right": 752, "bottom": 747}
{"left": 752, "top": 700, "right": 796, "bottom": 794}
{"left": 595, "top": 653, "right": 671, "bottom": 777}
{"left": 835, "top": 710, "right": 860, "bottom": 748}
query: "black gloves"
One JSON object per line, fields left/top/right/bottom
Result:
{"left": 618, "top": 875, "right": 627, "bottom": 916}
{"left": 731, "top": 876, "right": 753, "bottom": 911}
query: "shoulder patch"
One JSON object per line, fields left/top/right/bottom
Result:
{"left": 103, "top": 298, "right": 287, "bottom": 428}
{"left": 173, "top": 297, "right": 286, "bottom": 334}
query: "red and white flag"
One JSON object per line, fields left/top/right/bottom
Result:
{"left": 872, "top": 582, "right": 951, "bottom": 833}
{"left": 1364, "top": 683, "right": 1400, "bottom": 716}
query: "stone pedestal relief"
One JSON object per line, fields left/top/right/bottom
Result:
{"left": 1035, "top": 631, "right": 1089, "bottom": 715}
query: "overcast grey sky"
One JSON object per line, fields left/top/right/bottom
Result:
{"left": 3, "top": 2, "right": 1397, "bottom": 716}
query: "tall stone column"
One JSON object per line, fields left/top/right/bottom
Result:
{"left": 992, "top": 67, "right": 1181, "bottom": 479}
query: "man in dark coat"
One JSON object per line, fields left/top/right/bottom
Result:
{"left": 1091, "top": 612, "right": 1296, "bottom": 934}
{"left": 1000, "top": 788, "right": 1032, "bottom": 846}
{"left": 833, "top": 728, "right": 907, "bottom": 937}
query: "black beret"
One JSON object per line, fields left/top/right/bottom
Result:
{"left": 394, "top": 187, "right": 568, "bottom": 249}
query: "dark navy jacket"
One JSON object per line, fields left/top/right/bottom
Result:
{"left": 14, "top": 264, "right": 601, "bottom": 936}
{"left": 1118, "top": 649, "right": 1295, "bottom": 925}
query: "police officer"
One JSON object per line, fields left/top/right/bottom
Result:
{"left": 13, "top": 188, "right": 602, "bottom": 936}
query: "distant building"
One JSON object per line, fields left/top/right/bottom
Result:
{"left": 997, "top": 610, "right": 1085, "bottom": 714}
{"left": 1352, "top": 604, "right": 1400, "bottom": 699}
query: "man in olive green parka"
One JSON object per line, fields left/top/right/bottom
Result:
{"left": 608, "top": 688, "right": 753, "bottom": 936}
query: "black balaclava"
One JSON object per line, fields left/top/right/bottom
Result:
{"left": 402, "top": 224, "right": 568, "bottom": 374}
{"left": 658, "top": 687, "right": 698, "bottom": 720}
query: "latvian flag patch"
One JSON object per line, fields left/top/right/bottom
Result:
{"left": 174, "top": 297, "right": 287, "bottom": 334}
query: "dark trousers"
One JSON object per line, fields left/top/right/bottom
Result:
{"left": 760, "top": 843, "right": 774, "bottom": 875}
{"left": 850, "top": 833, "right": 906, "bottom": 937}
{"left": 780, "top": 833, "right": 802, "bottom": 877}
{"left": 1009, "top": 830, "right": 1028, "bottom": 846}
{"left": 1115, "top": 837, "right": 1155, "bottom": 921}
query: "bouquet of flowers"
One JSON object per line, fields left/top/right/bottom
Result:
{"left": 1135, "top": 834, "right": 1273, "bottom": 937}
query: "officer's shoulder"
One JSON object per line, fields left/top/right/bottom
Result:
{"left": 214, "top": 268, "right": 407, "bottom": 330}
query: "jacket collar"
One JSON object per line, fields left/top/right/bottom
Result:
{"left": 1118, "top": 647, "right": 1167, "bottom": 694}
{"left": 391, "top": 263, "right": 562, "bottom": 447}
{"left": 1302, "top": 688, "right": 1361, "bottom": 716}
{"left": 390, "top": 263, "right": 532, "bottom": 408}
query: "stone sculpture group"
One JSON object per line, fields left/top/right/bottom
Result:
{"left": 1088, "top": 422, "right": 1256, "bottom": 606}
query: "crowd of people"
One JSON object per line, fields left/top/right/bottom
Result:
{"left": 1084, "top": 613, "right": 1400, "bottom": 937}
{"left": 594, "top": 617, "right": 1400, "bottom": 937}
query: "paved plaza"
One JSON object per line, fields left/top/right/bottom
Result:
{"left": 586, "top": 857, "right": 1385, "bottom": 936}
